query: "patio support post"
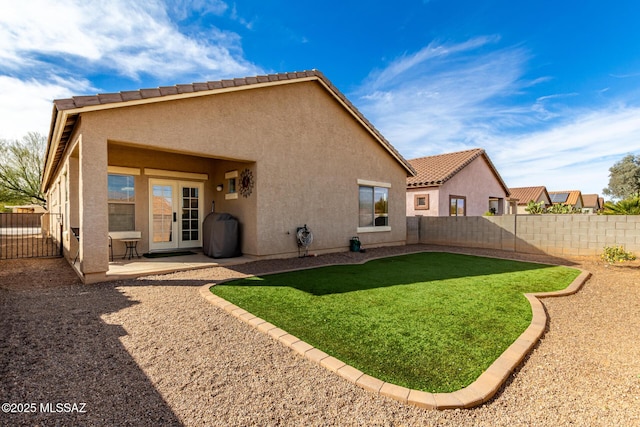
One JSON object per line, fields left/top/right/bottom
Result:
{"left": 78, "top": 133, "right": 109, "bottom": 283}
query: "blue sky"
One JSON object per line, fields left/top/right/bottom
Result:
{"left": 2, "top": 0, "right": 640, "bottom": 197}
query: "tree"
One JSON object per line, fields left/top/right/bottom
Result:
{"left": 0, "top": 132, "right": 47, "bottom": 206}
{"left": 602, "top": 197, "right": 640, "bottom": 215}
{"left": 602, "top": 154, "right": 640, "bottom": 200}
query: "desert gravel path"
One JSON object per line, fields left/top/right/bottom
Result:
{"left": 1, "top": 245, "right": 639, "bottom": 426}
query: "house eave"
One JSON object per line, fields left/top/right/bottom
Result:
{"left": 42, "top": 107, "right": 72, "bottom": 193}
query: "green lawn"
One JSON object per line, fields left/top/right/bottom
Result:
{"left": 211, "top": 252, "right": 580, "bottom": 392}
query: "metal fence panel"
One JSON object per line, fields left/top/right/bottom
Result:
{"left": 0, "top": 213, "right": 63, "bottom": 259}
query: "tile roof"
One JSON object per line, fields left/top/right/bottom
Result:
{"left": 407, "top": 148, "right": 483, "bottom": 186}
{"left": 582, "top": 194, "right": 601, "bottom": 209}
{"left": 52, "top": 70, "right": 324, "bottom": 110}
{"left": 44, "top": 70, "right": 415, "bottom": 191}
{"left": 406, "top": 148, "right": 510, "bottom": 194}
{"left": 548, "top": 190, "right": 583, "bottom": 206}
{"left": 509, "top": 186, "right": 550, "bottom": 205}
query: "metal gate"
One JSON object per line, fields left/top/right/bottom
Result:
{"left": 0, "top": 213, "right": 63, "bottom": 259}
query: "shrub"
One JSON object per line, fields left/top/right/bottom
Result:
{"left": 525, "top": 200, "right": 545, "bottom": 214}
{"left": 601, "top": 245, "right": 637, "bottom": 263}
{"left": 546, "top": 202, "right": 580, "bottom": 214}
{"left": 602, "top": 197, "right": 640, "bottom": 215}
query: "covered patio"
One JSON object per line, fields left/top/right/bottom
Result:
{"left": 104, "top": 250, "right": 254, "bottom": 281}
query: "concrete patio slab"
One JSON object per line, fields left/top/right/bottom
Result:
{"left": 106, "top": 251, "right": 254, "bottom": 281}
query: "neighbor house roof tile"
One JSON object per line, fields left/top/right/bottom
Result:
{"left": 509, "top": 186, "right": 550, "bottom": 205}
{"left": 582, "top": 194, "right": 601, "bottom": 209}
{"left": 407, "top": 149, "right": 484, "bottom": 187}
{"left": 548, "top": 190, "right": 583, "bottom": 206}
{"left": 407, "top": 148, "right": 509, "bottom": 196}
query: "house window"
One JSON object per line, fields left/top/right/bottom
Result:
{"left": 225, "top": 170, "right": 239, "bottom": 200}
{"left": 414, "top": 194, "right": 429, "bottom": 210}
{"left": 358, "top": 181, "right": 389, "bottom": 230}
{"left": 449, "top": 195, "right": 466, "bottom": 216}
{"left": 108, "top": 174, "right": 135, "bottom": 231}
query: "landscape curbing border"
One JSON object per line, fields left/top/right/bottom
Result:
{"left": 198, "top": 253, "right": 591, "bottom": 409}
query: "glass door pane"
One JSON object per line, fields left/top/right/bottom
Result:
{"left": 152, "top": 184, "right": 174, "bottom": 243}
{"left": 181, "top": 186, "right": 199, "bottom": 242}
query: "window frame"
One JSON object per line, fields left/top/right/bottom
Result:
{"left": 224, "top": 170, "right": 239, "bottom": 200}
{"left": 449, "top": 195, "right": 466, "bottom": 217}
{"left": 108, "top": 173, "right": 136, "bottom": 232}
{"left": 414, "top": 193, "right": 430, "bottom": 210}
{"left": 357, "top": 179, "right": 391, "bottom": 233}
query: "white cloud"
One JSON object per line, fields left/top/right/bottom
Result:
{"left": 0, "top": 0, "right": 262, "bottom": 139}
{"left": 355, "top": 38, "right": 533, "bottom": 158}
{"left": 354, "top": 38, "right": 640, "bottom": 196}
{"left": 0, "top": 0, "right": 260, "bottom": 80}
{"left": 0, "top": 75, "right": 93, "bottom": 140}
{"left": 490, "top": 107, "right": 640, "bottom": 194}
{"left": 363, "top": 35, "right": 502, "bottom": 91}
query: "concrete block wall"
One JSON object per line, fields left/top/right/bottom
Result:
{"left": 409, "top": 215, "right": 640, "bottom": 257}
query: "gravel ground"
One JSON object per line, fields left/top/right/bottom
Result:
{"left": 1, "top": 244, "right": 639, "bottom": 426}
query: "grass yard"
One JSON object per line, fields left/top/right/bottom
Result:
{"left": 211, "top": 252, "right": 580, "bottom": 393}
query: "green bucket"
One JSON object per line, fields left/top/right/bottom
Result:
{"left": 349, "top": 236, "right": 361, "bottom": 252}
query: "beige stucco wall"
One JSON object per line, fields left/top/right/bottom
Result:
{"left": 48, "top": 80, "right": 409, "bottom": 280}
{"left": 406, "top": 187, "right": 440, "bottom": 217}
{"left": 406, "top": 156, "right": 508, "bottom": 217}
{"left": 105, "top": 145, "right": 257, "bottom": 257}
{"left": 77, "top": 131, "right": 110, "bottom": 282}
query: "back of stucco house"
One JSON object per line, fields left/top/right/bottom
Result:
{"left": 42, "top": 70, "right": 416, "bottom": 283}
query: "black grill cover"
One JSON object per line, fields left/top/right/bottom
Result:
{"left": 202, "top": 212, "right": 241, "bottom": 258}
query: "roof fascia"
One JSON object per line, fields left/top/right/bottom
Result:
{"left": 56, "top": 76, "right": 319, "bottom": 116}
{"left": 41, "top": 107, "right": 68, "bottom": 192}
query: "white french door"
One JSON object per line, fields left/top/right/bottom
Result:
{"left": 149, "top": 179, "right": 203, "bottom": 251}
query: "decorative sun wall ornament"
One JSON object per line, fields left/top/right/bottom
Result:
{"left": 239, "top": 168, "right": 254, "bottom": 198}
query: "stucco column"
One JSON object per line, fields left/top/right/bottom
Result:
{"left": 65, "top": 154, "right": 79, "bottom": 259}
{"left": 78, "top": 133, "right": 109, "bottom": 282}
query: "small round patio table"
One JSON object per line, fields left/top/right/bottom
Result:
{"left": 121, "top": 238, "right": 141, "bottom": 260}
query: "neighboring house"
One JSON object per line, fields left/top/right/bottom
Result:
{"left": 582, "top": 194, "right": 603, "bottom": 214}
{"left": 406, "top": 148, "right": 510, "bottom": 217}
{"left": 509, "top": 186, "right": 552, "bottom": 214}
{"left": 41, "top": 70, "right": 415, "bottom": 283}
{"left": 548, "top": 190, "right": 584, "bottom": 210}
{"left": 4, "top": 204, "right": 47, "bottom": 213}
